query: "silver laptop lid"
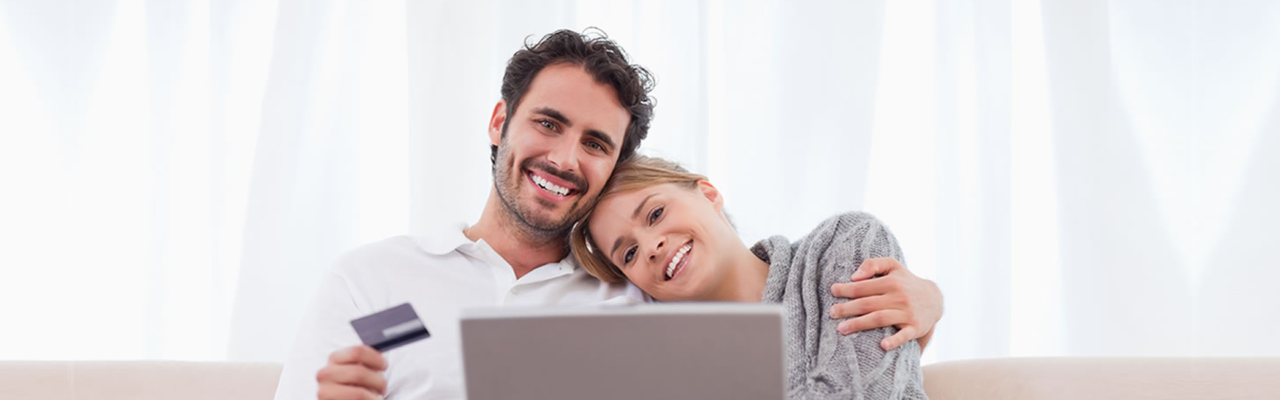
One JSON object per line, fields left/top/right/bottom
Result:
{"left": 460, "top": 303, "right": 786, "bottom": 400}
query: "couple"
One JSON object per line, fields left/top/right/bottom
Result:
{"left": 275, "top": 28, "right": 942, "bottom": 400}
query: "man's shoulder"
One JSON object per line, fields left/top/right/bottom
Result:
{"left": 329, "top": 235, "right": 447, "bottom": 277}
{"left": 336, "top": 235, "right": 419, "bottom": 261}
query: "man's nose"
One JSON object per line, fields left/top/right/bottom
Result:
{"left": 546, "top": 135, "right": 581, "bottom": 171}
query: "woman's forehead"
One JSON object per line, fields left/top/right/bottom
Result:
{"left": 590, "top": 186, "right": 664, "bottom": 234}
{"left": 591, "top": 191, "right": 644, "bottom": 227}
{"left": 598, "top": 184, "right": 676, "bottom": 217}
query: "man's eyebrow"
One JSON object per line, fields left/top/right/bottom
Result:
{"left": 535, "top": 108, "right": 617, "bottom": 152}
{"left": 585, "top": 129, "right": 617, "bottom": 152}
{"left": 533, "top": 107, "right": 571, "bottom": 126}
{"left": 610, "top": 193, "right": 658, "bottom": 258}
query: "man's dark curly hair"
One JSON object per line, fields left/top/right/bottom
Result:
{"left": 491, "top": 28, "right": 656, "bottom": 167}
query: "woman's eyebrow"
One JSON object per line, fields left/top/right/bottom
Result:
{"left": 631, "top": 194, "right": 657, "bottom": 220}
{"left": 610, "top": 235, "right": 627, "bottom": 260}
{"left": 610, "top": 194, "right": 658, "bottom": 258}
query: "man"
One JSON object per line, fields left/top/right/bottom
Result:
{"left": 273, "top": 29, "right": 943, "bottom": 400}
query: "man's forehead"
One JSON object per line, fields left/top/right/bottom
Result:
{"left": 520, "top": 65, "right": 629, "bottom": 133}
{"left": 525, "top": 64, "right": 609, "bottom": 96}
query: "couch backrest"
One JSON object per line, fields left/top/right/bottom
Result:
{"left": 0, "top": 361, "right": 282, "bottom": 400}
{"left": 5, "top": 358, "right": 1278, "bottom": 399}
{"left": 922, "top": 357, "right": 1280, "bottom": 400}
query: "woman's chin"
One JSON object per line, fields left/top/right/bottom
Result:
{"left": 654, "top": 279, "right": 709, "bottom": 302}
{"left": 647, "top": 287, "right": 693, "bottom": 302}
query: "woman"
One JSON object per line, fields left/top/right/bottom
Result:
{"left": 571, "top": 156, "right": 927, "bottom": 400}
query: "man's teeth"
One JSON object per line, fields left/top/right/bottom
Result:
{"left": 531, "top": 174, "right": 570, "bottom": 196}
{"left": 666, "top": 243, "right": 692, "bottom": 279}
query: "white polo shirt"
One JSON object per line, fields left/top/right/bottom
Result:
{"left": 273, "top": 223, "right": 648, "bottom": 400}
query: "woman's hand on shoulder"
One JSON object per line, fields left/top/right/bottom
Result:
{"left": 828, "top": 258, "right": 943, "bottom": 351}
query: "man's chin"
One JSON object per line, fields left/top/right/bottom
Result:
{"left": 500, "top": 180, "right": 590, "bottom": 233}
{"left": 514, "top": 206, "right": 577, "bottom": 233}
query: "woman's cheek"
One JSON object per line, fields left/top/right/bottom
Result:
{"left": 627, "top": 271, "right": 653, "bottom": 290}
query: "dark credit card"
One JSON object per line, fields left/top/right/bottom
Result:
{"left": 350, "top": 303, "right": 430, "bottom": 352}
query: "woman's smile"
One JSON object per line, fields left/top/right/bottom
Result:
{"left": 664, "top": 241, "right": 693, "bottom": 281}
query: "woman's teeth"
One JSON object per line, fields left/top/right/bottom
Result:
{"left": 531, "top": 173, "right": 570, "bottom": 196}
{"left": 666, "top": 243, "right": 692, "bottom": 279}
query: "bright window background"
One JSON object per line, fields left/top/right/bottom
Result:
{"left": 1, "top": 0, "right": 1278, "bottom": 363}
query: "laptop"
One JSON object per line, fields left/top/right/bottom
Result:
{"left": 460, "top": 303, "right": 786, "bottom": 400}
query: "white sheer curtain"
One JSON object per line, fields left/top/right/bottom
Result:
{"left": 2, "top": 0, "right": 1277, "bottom": 363}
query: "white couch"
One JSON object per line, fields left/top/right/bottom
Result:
{"left": 922, "top": 357, "right": 1280, "bottom": 399}
{"left": 0, "top": 361, "right": 281, "bottom": 400}
{"left": 2, "top": 358, "right": 1277, "bottom": 399}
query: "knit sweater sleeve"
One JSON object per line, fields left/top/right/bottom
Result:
{"left": 791, "top": 212, "right": 927, "bottom": 400}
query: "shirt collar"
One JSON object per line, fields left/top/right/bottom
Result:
{"left": 414, "top": 221, "right": 473, "bottom": 255}
{"left": 416, "top": 222, "right": 582, "bottom": 279}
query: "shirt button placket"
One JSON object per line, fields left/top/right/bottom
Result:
{"left": 503, "top": 287, "right": 520, "bottom": 305}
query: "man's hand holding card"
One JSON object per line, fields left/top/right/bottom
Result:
{"left": 316, "top": 303, "right": 430, "bottom": 400}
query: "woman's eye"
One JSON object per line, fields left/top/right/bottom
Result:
{"left": 623, "top": 247, "right": 637, "bottom": 264}
{"left": 649, "top": 206, "right": 664, "bottom": 224}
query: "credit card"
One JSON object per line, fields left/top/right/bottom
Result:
{"left": 350, "top": 303, "right": 430, "bottom": 352}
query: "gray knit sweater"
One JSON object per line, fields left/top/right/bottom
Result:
{"left": 752, "top": 212, "right": 928, "bottom": 400}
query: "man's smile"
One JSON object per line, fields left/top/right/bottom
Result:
{"left": 526, "top": 169, "right": 580, "bottom": 202}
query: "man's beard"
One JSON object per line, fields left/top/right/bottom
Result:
{"left": 492, "top": 142, "right": 592, "bottom": 242}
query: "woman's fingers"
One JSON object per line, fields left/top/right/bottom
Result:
{"left": 837, "top": 309, "right": 906, "bottom": 335}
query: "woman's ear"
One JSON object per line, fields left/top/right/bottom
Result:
{"left": 488, "top": 100, "right": 507, "bottom": 146}
{"left": 697, "top": 180, "right": 724, "bottom": 211}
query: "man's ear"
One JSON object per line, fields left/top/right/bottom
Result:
{"left": 488, "top": 100, "right": 508, "bottom": 146}
{"left": 697, "top": 180, "right": 724, "bottom": 211}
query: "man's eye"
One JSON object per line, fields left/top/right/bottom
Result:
{"left": 623, "top": 247, "right": 637, "bottom": 264}
{"left": 539, "top": 119, "right": 557, "bottom": 131}
{"left": 587, "top": 141, "right": 604, "bottom": 151}
{"left": 649, "top": 206, "right": 664, "bottom": 224}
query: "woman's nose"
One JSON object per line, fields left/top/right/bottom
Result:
{"left": 646, "top": 237, "right": 666, "bottom": 263}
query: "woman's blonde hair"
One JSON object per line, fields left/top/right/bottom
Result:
{"left": 571, "top": 155, "right": 707, "bottom": 283}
